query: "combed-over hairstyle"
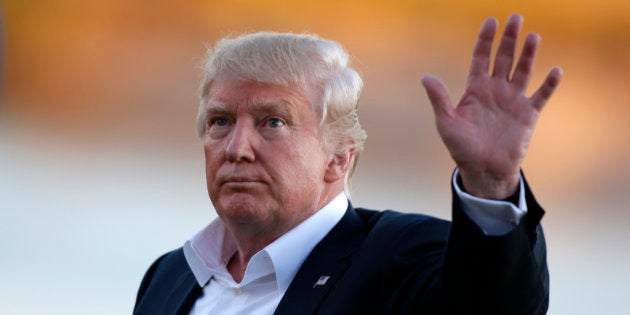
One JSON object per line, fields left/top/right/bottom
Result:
{"left": 197, "top": 32, "right": 367, "bottom": 192}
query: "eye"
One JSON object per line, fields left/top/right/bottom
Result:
{"left": 214, "top": 118, "right": 229, "bottom": 127}
{"left": 266, "top": 118, "right": 285, "bottom": 128}
{"left": 205, "top": 117, "right": 231, "bottom": 137}
{"left": 207, "top": 117, "right": 229, "bottom": 128}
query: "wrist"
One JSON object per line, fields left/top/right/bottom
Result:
{"left": 458, "top": 169, "right": 520, "bottom": 200}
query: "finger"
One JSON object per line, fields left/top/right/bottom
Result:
{"left": 512, "top": 33, "right": 540, "bottom": 91}
{"left": 421, "top": 74, "right": 453, "bottom": 118}
{"left": 530, "top": 67, "right": 563, "bottom": 110}
{"left": 468, "top": 17, "right": 498, "bottom": 79}
{"left": 492, "top": 14, "right": 523, "bottom": 79}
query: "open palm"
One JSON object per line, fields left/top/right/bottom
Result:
{"left": 422, "top": 14, "right": 562, "bottom": 199}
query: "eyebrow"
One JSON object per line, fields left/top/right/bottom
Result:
{"left": 248, "top": 99, "right": 299, "bottom": 120}
{"left": 202, "top": 103, "right": 232, "bottom": 118}
{"left": 202, "top": 97, "right": 301, "bottom": 121}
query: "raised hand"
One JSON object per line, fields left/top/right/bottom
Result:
{"left": 421, "top": 14, "right": 562, "bottom": 199}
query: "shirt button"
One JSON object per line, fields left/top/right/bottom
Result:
{"left": 233, "top": 288, "right": 243, "bottom": 295}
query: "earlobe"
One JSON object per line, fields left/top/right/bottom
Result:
{"left": 324, "top": 148, "right": 355, "bottom": 183}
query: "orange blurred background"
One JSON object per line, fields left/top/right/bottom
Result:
{"left": 2, "top": 1, "right": 629, "bottom": 314}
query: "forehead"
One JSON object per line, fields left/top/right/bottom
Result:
{"left": 206, "top": 74, "right": 315, "bottom": 114}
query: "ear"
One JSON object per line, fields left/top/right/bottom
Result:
{"left": 324, "top": 148, "right": 355, "bottom": 183}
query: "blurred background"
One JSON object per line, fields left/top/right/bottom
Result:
{"left": 1, "top": 0, "right": 629, "bottom": 314}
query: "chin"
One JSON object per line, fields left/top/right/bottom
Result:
{"left": 214, "top": 193, "right": 273, "bottom": 224}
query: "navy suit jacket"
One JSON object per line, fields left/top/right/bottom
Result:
{"left": 133, "top": 180, "right": 548, "bottom": 315}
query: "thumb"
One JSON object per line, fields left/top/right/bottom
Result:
{"left": 421, "top": 74, "right": 453, "bottom": 118}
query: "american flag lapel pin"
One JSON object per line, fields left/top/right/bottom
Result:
{"left": 313, "top": 275, "right": 331, "bottom": 288}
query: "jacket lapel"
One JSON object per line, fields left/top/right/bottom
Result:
{"left": 274, "top": 204, "right": 366, "bottom": 315}
{"left": 161, "top": 270, "right": 203, "bottom": 315}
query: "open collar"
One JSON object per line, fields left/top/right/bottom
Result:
{"left": 183, "top": 193, "right": 348, "bottom": 295}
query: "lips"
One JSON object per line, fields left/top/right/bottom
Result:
{"left": 215, "top": 166, "right": 268, "bottom": 188}
{"left": 217, "top": 174, "right": 266, "bottom": 188}
{"left": 222, "top": 181, "right": 264, "bottom": 193}
{"left": 223, "top": 176, "right": 261, "bottom": 183}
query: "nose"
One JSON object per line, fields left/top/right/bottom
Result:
{"left": 225, "top": 121, "right": 256, "bottom": 162}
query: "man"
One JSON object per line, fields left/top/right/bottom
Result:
{"left": 133, "top": 14, "right": 561, "bottom": 314}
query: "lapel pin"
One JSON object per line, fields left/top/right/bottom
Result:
{"left": 313, "top": 275, "right": 331, "bottom": 288}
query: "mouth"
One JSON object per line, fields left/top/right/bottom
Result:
{"left": 220, "top": 177, "right": 265, "bottom": 189}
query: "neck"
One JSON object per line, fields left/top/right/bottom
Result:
{"left": 224, "top": 186, "right": 345, "bottom": 282}
{"left": 226, "top": 250, "right": 248, "bottom": 283}
{"left": 225, "top": 223, "right": 291, "bottom": 283}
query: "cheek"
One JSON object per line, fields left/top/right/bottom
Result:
{"left": 204, "top": 142, "right": 222, "bottom": 176}
{"left": 283, "top": 142, "right": 328, "bottom": 184}
{"left": 203, "top": 145, "right": 212, "bottom": 169}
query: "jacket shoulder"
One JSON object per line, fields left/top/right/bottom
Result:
{"left": 133, "top": 248, "right": 191, "bottom": 313}
{"left": 354, "top": 207, "right": 451, "bottom": 242}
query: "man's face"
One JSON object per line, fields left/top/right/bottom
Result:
{"left": 202, "top": 74, "right": 338, "bottom": 237}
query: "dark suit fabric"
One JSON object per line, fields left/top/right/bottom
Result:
{"left": 133, "top": 181, "right": 548, "bottom": 315}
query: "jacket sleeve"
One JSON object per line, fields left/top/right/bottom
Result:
{"left": 434, "top": 172, "right": 549, "bottom": 314}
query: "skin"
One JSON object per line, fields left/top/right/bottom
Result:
{"left": 422, "top": 14, "right": 562, "bottom": 199}
{"left": 202, "top": 73, "right": 353, "bottom": 282}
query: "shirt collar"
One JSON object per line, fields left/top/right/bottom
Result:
{"left": 184, "top": 219, "right": 237, "bottom": 287}
{"left": 264, "top": 193, "right": 347, "bottom": 293}
{"left": 184, "top": 192, "right": 348, "bottom": 293}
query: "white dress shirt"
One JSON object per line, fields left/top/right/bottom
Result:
{"left": 184, "top": 172, "right": 527, "bottom": 315}
{"left": 184, "top": 194, "right": 348, "bottom": 315}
